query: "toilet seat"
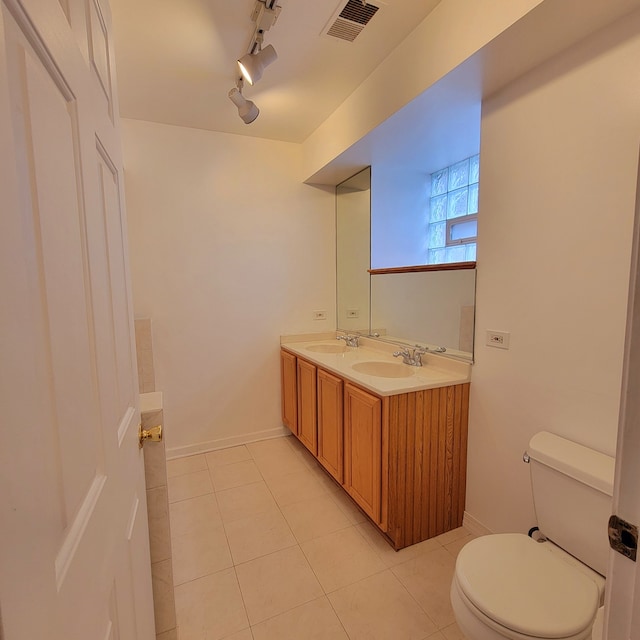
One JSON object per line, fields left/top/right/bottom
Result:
{"left": 455, "top": 534, "right": 599, "bottom": 639}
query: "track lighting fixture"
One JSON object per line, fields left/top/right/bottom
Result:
{"left": 227, "top": 0, "right": 281, "bottom": 124}
{"left": 228, "top": 81, "right": 259, "bottom": 124}
{"left": 237, "top": 42, "right": 278, "bottom": 86}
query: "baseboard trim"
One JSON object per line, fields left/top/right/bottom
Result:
{"left": 166, "top": 426, "right": 291, "bottom": 460}
{"left": 462, "top": 511, "right": 493, "bottom": 537}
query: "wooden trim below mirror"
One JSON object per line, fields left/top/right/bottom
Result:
{"left": 369, "top": 261, "right": 476, "bottom": 275}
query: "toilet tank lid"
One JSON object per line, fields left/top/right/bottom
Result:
{"left": 528, "top": 431, "right": 614, "bottom": 497}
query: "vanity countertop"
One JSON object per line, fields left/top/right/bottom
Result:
{"left": 281, "top": 335, "right": 471, "bottom": 397}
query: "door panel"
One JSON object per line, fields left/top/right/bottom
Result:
{"left": 344, "top": 383, "right": 382, "bottom": 523}
{"left": 317, "top": 368, "right": 344, "bottom": 483}
{"left": 297, "top": 358, "right": 318, "bottom": 455}
{"left": 0, "top": 0, "right": 154, "bottom": 637}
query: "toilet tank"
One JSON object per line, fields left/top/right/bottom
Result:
{"left": 527, "top": 431, "right": 615, "bottom": 577}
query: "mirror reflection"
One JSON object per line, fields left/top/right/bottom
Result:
{"left": 336, "top": 166, "right": 476, "bottom": 362}
{"left": 370, "top": 268, "right": 476, "bottom": 359}
{"left": 336, "top": 167, "right": 370, "bottom": 333}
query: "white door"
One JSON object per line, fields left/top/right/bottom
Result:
{"left": 605, "top": 151, "right": 640, "bottom": 639}
{"left": 0, "top": 0, "right": 155, "bottom": 637}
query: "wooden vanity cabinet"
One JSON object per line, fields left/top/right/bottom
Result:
{"left": 297, "top": 358, "right": 318, "bottom": 455}
{"left": 343, "top": 383, "right": 382, "bottom": 525}
{"left": 317, "top": 369, "right": 344, "bottom": 483}
{"left": 280, "top": 347, "right": 469, "bottom": 550}
{"left": 280, "top": 349, "right": 298, "bottom": 434}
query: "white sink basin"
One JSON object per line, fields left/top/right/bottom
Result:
{"left": 305, "top": 343, "right": 347, "bottom": 354}
{"left": 351, "top": 361, "right": 413, "bottom": 378}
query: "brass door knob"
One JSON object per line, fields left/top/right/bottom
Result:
{"left": 138, "top": 424, "right": 162, "bottom": 448}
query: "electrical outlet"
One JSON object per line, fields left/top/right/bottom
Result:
{"left": 313, "top": 310, "right": 327, "bottom": 321}
{"left": 347, "top": 309, "right": 359, "bottom": 318}
{"left": 486, "top": 330, "right": 510, "bottom": 349}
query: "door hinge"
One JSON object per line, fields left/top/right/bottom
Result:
{"left": 608, "top": 515, "right": 638, "bottom": 562}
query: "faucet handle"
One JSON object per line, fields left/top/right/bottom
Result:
{"left": 338, "top": 333, "right": 359, "bottom": 347}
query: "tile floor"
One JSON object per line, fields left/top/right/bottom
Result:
{"left": 166, "top": 435, "right": 473, "bottom": 640}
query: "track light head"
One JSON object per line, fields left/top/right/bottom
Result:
{"left": 237, "top": 44, "right": 278, "bottom": 86}
{"left": 228, "top": 87, "right": 259, "bottom": 124}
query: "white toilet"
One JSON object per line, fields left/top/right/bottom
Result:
{"left": 451, "top": 431, "right": 615, "bottom": 640}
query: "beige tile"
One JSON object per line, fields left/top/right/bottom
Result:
{"left": 141, "top": 408, "right": 163, "bottom": 431}
{"left": 210, "top": 459, "right": 263, "bottom": 492}
{"left": 206, "top": 445, "right": 253, "bottom": 469}
{"left": 444, "top": 534, "right": 476, "bottom": 559}
{"left": 248, "top": 437, "right": 310, "bottom": 480}
{"left": 235, "top": 546, "right": 323, "bottom": 625}
{"left": 251, "top": 596, "right": 348, "bottom": 640}
{"left": 151, "top": 560, "right": 177, "bottom": 634}
{"left": 253, "top": 453, "right": 310, "bottom": 481}
{"left": 266, "top": 468, "right": 330, "bottom": 507}
{"left": 328, "top": 487, "right": 368, "bottom": 525}
{"left": 142, "top": 421, "right": 166, "bottom": 489}
{"left": 221, "top": 630, "right": 253, "bottom": 640}
{"left": 392, "top": 548, "right": 457, "bottom": 628}
{"left": 135, "top": 318, "right": 152, "bottom": 350}
{"left": 156, "top": 628, "right": 178, "bottom": 640}
{"left": 217, "top": 482, "right": 278, "bottom": 524}
{"left": 224, "top": 509, "right": 297, "bottom": 565}
{"left": 172, "top": 525, "right": 233, "bottom": 585}
{"left": 147, "top": 486, "right": 172, "bottom": 563}
{"left": 166, "top": 454, "right": 208, "bottom": 479}
{"left": 441, "top": 622, "right": 467, "bottom": 640}
{"left": 356, "top": 521, "right": 441, "bottom": 567}
{"left": 303, "top": 457, "right": 342, "bottom": 491}
{"left": 433, "top": 527, "right": 471, "bottom": 546}
{"left": 169, "top": 493, "right": 222, "bottom": 538}
{"left": 280, "top": 493, "right": 352, "bottom": 543}
{"left": 174, "top": 568, "right": 249, "bottom": 640}
{"left": 167, "top": 469, "right": 212, "bottom": 503}
{"left": 141, "top": 376, "right": 155, "bottom": 394}
{"left": 143, "top": 446, "right": 166, "bottom": 491}
{"left": 301, "top": 526, "right": 387, "bottom": 593}
{"left": 246, "top": 437, "right": 296, "bottom": 459}
{"left": 328, "top": 570, "right": 437, "bottom": 640}
{"left": 287, "top": 436, "right": 321, "bottom": 466}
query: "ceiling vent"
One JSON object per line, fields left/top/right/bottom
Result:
{"left": 322, "top": 0, "right": 382, "bottom": 43}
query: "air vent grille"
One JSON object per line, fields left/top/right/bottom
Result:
{"left": 324, "top": 0, "right": 380, "bottom": 42}
{"left": 340, "top": 0, "right": 379, "bottom": 25}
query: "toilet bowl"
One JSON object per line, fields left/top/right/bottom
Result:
{"left": 451, "top": 534, "right": 604, "bottom": 640}
{"left": 451, "top": 432, "right": 614, "bottom": 640}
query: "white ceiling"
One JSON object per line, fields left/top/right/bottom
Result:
{"left": 111, "top": 0, "right": 442, "bottom": 143}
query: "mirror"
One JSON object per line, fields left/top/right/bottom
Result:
{"left": 370, "top": 268, "right": 476, "bottom": 359}
{"left": 336, "top": 167, "right": 370, "bottom": 333}
{"left": 336, "top": 166, "right": 476, "bottom": 362}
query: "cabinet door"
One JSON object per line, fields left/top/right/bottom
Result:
{"left": 297, "top": 358, "right": 318, "bottom": 455}
{"left": 344, "top": 383, "right": 382, "bottom": 523}
{"left": 317, "top": 369, "right": 344, "bottom": 483}
{"left": 280, "top": 349, "right": 298, "bottom": 434}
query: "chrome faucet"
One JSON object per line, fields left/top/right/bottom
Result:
{"left": 337, "top": 333, "right": 360, "bottom": 347}
{"left": 393, "top": 345, "right": 447, "bottom": 366}
{"left": 393, "top": 347, "right": 426, "bottom": 366}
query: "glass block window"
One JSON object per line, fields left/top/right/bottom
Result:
{"left": 427, "top": 154, "right": 479, "bottom": 264}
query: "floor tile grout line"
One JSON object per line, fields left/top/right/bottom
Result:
{"left": 323, "top": 590, "right": 355, "bottom": 640}
{"left": 167, "top": 441, "right": 468, "bottom": 638}
{"left": 246, "top": 593, "right": 334, "bottom": 635}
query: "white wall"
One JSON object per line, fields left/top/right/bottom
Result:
{"left": 121, "top": 119, "right": 335, "bottom": 457}
{"left": 301, "top": 0, "right": 544, "bottom": 181}
{"left": 466, "top": 14, "right": 640, "bottom": 534}
{"left": 371, "top": 270, "right": 476, "bottom": 352}
{"left": 371, "top": 168, "right": 430, "bottom": 269}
